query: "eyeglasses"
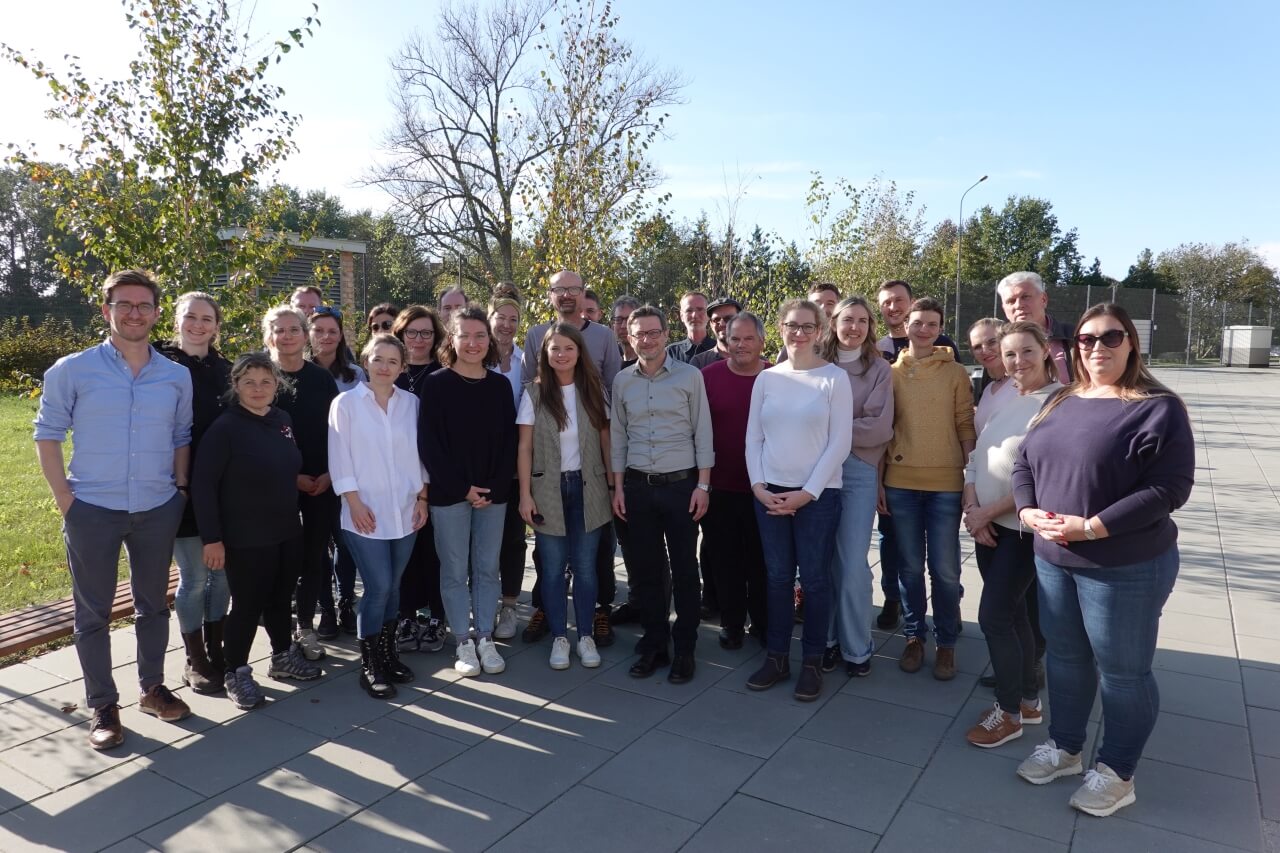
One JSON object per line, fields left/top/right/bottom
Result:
{"left": 108, "top": 301, "right": 156, "bottom": 316}
{"left": 403, "top": 329, "right": 434, "bottom": 340}
{"left": 551, "top": 286, "right": 584, "bottom": 297}
{"left": 313, "top": 305, "right": 342, "bottom": 321}
{"left": 630, "top": 330, "right": 665, "bottom": 341}
{"left": 1075, "top": 330, "right": 1128, "bottom": 349}
{"left": 370, "top": 319, "right": 394, "bottom": 331}
{"left": 783, "top": 322, "right": 818, "bottom": 336}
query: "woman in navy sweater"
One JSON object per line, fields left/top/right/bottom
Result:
{"left": 1010, "top": 304, "right": 1194, "bottom": 818}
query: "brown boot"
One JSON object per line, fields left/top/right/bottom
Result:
{"left": 899, "top": 637, "right": 925, "bottom": 673}
{"left": 934, "top": 646, "right": 957, "bottom": 681}
{"left": 181, "top": 630, "right": 222, "bottom": 694}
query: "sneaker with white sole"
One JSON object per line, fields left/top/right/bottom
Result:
{"left": 454, "top": 639, "right": 482, "bottom": 677}
{"left": 550, "top": 636, "right": 571, "bottom": 670}
{"left": 224, "top": 665, "right": 266, "bottom": 709}
{"left": 294, "top": 628, "right": 327, "bottom": 661}
{"left": 577, "top": 636, "right": 601, "bottom": 668}
{"left": 1069, "top": 763, "right": 1136, "bottom": 817}
{"left": 268, "top": 643, "right": 322, "bottom": 681}
{"left": 420, "top": 617, "right": 446, "bottom": 653}
{"left": 478, "top": 637, "right": 506, "bottom": 674}
{"left": 494, "top": 605, "right": 518, "bottom": 640}
{"left": 1016, "top": 738, "right": 1084, "bottom": 785}
{"left": 965, "top": 703, "right": 1023, "bottom": 748}
{"left": 396, "top": 617, "right": 420, "bottom": 652}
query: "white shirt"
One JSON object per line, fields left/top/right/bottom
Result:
{"left": 328, "top": 383, "right": 428, "bottom": 539}
{"left": 518, "top": 383, "right": 582, "bottom": 472}
{"left": 492, "top": 347, "right": 525, "bottom": 415}
{"left": 745, "top": 360, "right": 854, "bottom": 499}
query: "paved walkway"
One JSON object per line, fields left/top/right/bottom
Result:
{"left": 0, "top": 367, "right": 1277, "bottom": 852}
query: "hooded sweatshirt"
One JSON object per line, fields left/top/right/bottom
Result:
{"left": 884, "top": 346, "right": 976, "bottom": 492}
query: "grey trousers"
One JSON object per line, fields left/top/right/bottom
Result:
{"left": 64, "top": 493, "right": 184, "bottom": 709}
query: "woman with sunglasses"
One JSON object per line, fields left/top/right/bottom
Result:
{"left": 489, "top": 286, "right": 527, "bottom": 641}
{"left": 969, "top": 317, "right": 1016, "bottom": 434}
{"left": 367, "top": 303, "right": 401, "bottom": 338}
{"left": 1011, "top": 304, "right": 1193, "bottom": 817}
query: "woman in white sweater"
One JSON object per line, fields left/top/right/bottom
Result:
{"left": 745, "top": 299, "right": 853, "bottom": 702}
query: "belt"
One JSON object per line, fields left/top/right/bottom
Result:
{"left": 625, "top": 467, "right": 695, "bottom": 486}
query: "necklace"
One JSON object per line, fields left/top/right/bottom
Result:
{"left": 405, "top": 362, "right": 432, "bottom": 395}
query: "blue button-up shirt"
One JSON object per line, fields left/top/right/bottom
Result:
{"left": 33, "top": 341, "right": 193, "bottom": 512}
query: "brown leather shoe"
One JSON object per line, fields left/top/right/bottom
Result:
{"left": 933, "top": 646, "right": 957, "bottom": 681}
{"left": 899, "top": 637, "right": 925, "bottom": 673}
{"left": 139, "top": 684, "right": 192, "bottom": 722}
{"left": 88, "top": 704, "right": 124, "bottom": 751}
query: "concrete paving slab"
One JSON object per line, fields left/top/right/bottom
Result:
{"left": 657, "top": 682, "right": 819, "bottom": 758}
{"left": 1076, "top": 817, "right": 1256, "bottom": 853}
{"left": 679, "top": 793, "right": 877, "bottom": 852}
{"left": 524, "top": 681, "right": 680, "bottom": 752}
{"left": 1142, "top": 711, "right": 1255, "bottom": 780}
{"left": 796, "top": 692, "right": 951, "bottom": 767}
{"left": 487, "top": 784, "right": 698, "bottom": 853}
{"left": 0, "top": 663, "right": 67, "bottom": 704}
{"left": 877, "top": 801, "right": 1068, "bottom": 853}
{"left": 388, "top": 684, "right": 525, "bottom": 745}
{"left": 1154, "top": 668, "right": 1247, "bottom": 726}
{"left": 1117, "top": 757, "right": 1263, "bottom": 851}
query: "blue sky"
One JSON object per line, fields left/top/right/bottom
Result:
{"left": 2, "top": 0, "right": 1275, "bottom": 277}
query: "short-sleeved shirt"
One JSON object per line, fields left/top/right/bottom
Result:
{"left": 518, "top": 384, "right": 582, "bottom": 472}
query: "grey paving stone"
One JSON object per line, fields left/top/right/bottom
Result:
{"left": 307, "top": 777, "right": 528, "bottom": 853}
{"left": 1142, "top": 711, "right": 1254, "bottom": 780}
{"left": 1257, "top": 754, "right": 1280, "bottom": 822}
{"left": 0, "top": 763, "right": 49, "bottom": 814}
{"left": 877, "top": 801, "right": 1067, "bottom": 853}
{"left": 740, "top": 736, "right": 918, "bottom": 835}
{"left": 475, "top": 637, "right": 616, "bottom": 702}
{"left": 876, "top": 632, "right": 991, "bottom": 676}
{"left": 1238, "top": 635, "right": 1280, "bottom": 675}
{"left": 259, "top": 668, "right": 414, "bottom": 737}
{"left": 1251, "top": 706, "right": 1280, "bottom": 759}
{"left": 138, "top": 767, "right": 363, "bottom": 853}
{"left": 0, "top": 663, "right": 66, "bottom": 704}
{"left": 1076, "top": 816, "right": 1257, "bottom": 853}
{"left": 489, "top": 784, "right": 698, "bottom": 853}
{"left": 584, "top": 728, "right": 761, "bottom": 821}
{"left": 428, "top": 719, "right": 613, "bottom": 812}
{"left": 524, "top": 681, "right": 680, "bottom": 752}
{"left": 388, "top": 684, "right": 525, "bottom": 745}
{"left": 658, "top": 682, "right": 817, "bottom": 758}
{"left": 1154, "top": 637, "right": 1242, "bottom": 683}
{"left": 99, "top": 838, "right": 159, "bottom": 853}
{"left": 796, "top": 692, "right": 951, "bottom": 767}
{"left": 835, "top": 651, "right": 979, "bottom": 716}
{"left": 0, "top": 679, "right": 92, "bottom": 751}
{"left": 1155, "top": 668, "right": 1247, "bottom": 726}
{"left": 0, "top": 763, "right": 201, "bottom": 852}
{"left": 1247, "top": 665, "right": 1280, "bottom": 713}
{"left": 590, "top": 649, "right": 732, "bottom": 703}
{"left": 679, "top": 793, "right": 876, "bottom": 852}
{"left": 1157, "top": 610, "right": 1238, "bottom": 649}
{"left": 1118, "top": 757, "right": 1263, "bottom": 851}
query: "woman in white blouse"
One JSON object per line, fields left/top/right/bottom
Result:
{"left": 745, "top": 299, "right": 853, "bottom": 702}
{"left": 328, "top": 334, "right": 429, "bottom": 699}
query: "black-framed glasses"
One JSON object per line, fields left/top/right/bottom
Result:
{"left": 370, "top": 319, "right": 394, "bottom": 331}
{"left": 783, "top": 322, "right": 818, "bottom": 335}
{"left": 403, "top": 329, "right": 434, "bottom": 340}
{"left": 108, "top": 300, "right": 156, "bottom": 316}
{"left": 551, "top": 286, "right": 584, "bottom": 297}
{"left": 313, "top": 305, "right": 343, "bottom": 322}
{"left": 1075, "top": 330, "right": 1128, "bottom": 349}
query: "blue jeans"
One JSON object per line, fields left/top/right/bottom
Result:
{"left": 1036, "top": 545, "right": 1179, "bottom": 780}
{"left": 755, "top": 485, "right": 842, "bottom": 658}
{"left": 884, "top": 486, "right": 962, "bottom": 647}
{"left": 534, "top": 471, "right": 601, "bottom": 640}
{"left": 828, "top": 456, "right": 877, "bottom": 664}
{"left": 877, "top": 512, "right": 901, "bottom": 604}
{"left": 342, "top": 530, "right": 418, "bottom": 639}
{"left": 432, "top": 501, "right": 505, "bottom": 639}
{"left": 172, "top": 535, "right": 230, "bottom": 634}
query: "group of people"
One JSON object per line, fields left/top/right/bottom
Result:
{"left": 34, "top": 265, "right": 1193, "bottom": 819}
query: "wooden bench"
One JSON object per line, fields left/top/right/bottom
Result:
{"left": 0, "top": 566, "right": 180, "bottom": 659}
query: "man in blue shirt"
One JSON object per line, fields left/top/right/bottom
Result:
{"left": 34, "top": 269, "right": 195, "bottom": 751}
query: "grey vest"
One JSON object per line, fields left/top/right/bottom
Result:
{"left": 526, "top": 383, "right": 613, "bottom": 536}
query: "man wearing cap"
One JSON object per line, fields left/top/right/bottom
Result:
{"left": 690, "top": 297, "right": 742, "bottom": 369}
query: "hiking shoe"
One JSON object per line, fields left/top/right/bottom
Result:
{"left": 793, "top": 586, "right": 805, "bottom": 622}
{"left": 747, "top": 651, "right": 791, "bottom": 691}
{"left": 494, "top": 605, "right": 518, "bottom": 640}
{"left": 455, "top": 639, "right": 482, "bottom": 677}
{"left": 1017, "top": 739, "right": 1084, "bottom": 785}
{"left": 899, "top": 637, "right": 925, "bottom": 673}
{"left": 1069, "top": 763, "right": 1136, "bottom": 817}
{"left": 966, "top": 703, "right": 1023, "bottom": 748}
{"left": 478, "top": 638, "right": 506, "bottom": 674}
{"left": 876, "top": 599, "right": 901, "bottom": 630}
{"left": 933, "top": 646, "right": 957, "bottom": 681}
{"left": 794, "top": 656, "right": 823, "bottom": 702}
{"left": 338, "top": 597, "right": 358, "bottom": 635}
{"left": 593, "top": 605, "right": 615, "bottom": 648}
{"left": 1021, "top": 698, "right": 1044, "bottom": 725}
{"left": 269, "top": 643, "right": 322, "bottom": 681}
{"left": 420, "top": 617, "right": 446, "bottom": 652}
{"left": 294, "top": 628, "right": 327, "bottom": 661}
{"left": 139, "top": 684, "right": 192, "bottom": 722}
{"left": 821, "top": 643, "right": 842, "bottom": 673}
{"left": 550, "top": 636, "right": 571, "bottom": 670}
{"left": 522, "top": 608, "right": 549, "bottom": 643}
{"left": 224, "top": 666, "right": 266, "bottom": 710}
{"left": 88, "top": 704, "right": 124, "bottom": 751}
{"left": 316, "top": 607, "right": 339, "bottom": 640}
{"left": 577, "top": 636, "right": 601, "bottom": 668}
{"left": 846, "top": 659, "right": 872, "bottom": 677}
{"left": 396, "top": 617, "right": 420, "bottom": 652}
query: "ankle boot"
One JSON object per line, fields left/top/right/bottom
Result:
{"left": 181, "top": 629, "right": 222, "bottom": 694}
{"left": 746, "top": 651, "right": 791, "bottom": 691}
{"left": 794, "top": 655, "right": 824, "bottom": 702}
{"left": 359, "top": 637, "right": 396, "bottom": 699}
{"left": 380, "top": 620, "right": 414, "bottom": 684}
{"left": 203, "top": 620, "right": 226, "bottom": 673}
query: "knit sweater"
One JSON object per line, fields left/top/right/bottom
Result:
{"left": 832, "top": 349, "right": 894, "bottom": 471}
{"left": 884, "top": 346, "right": 976, "bottom": 492}
{"left": 963, "top": 382, "right": 1060, "bottom": 529}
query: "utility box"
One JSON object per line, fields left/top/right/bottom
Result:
{"left": 1221, "top": 326, "right": 1273, "bottom": 367}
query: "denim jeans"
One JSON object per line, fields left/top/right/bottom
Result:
{"left": 877, "top": 512, "right": 901, "bottom": 604}
{"left": 829, "top": 456, "right": 877, "bottom": 664}
{"left": 342, "top": 530, "right": 418, "bottom": 638}
{"left": 884, "top": 486, "right": 962, "bottom": 647}
{"left": 534, "top": 471, "right": 601, "bottom": 640}
{"left": 755, "top": 485, "right": 842, "bottom": 658}
{"left": 432, "top": 501, "right": 505, "bottom": 639}
{"left": 1036, "top": 545, "right": 1179, "bottom": 780}
{"left": 172, "top": 535, "right": 230, "bottom": 634}
{"left": 975, "top": 525, "right": 1038, "bottom": 713}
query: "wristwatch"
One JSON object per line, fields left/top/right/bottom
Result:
{"left": 1083, "top": 518, "right": 1097, "bottom": 541}
{"left": 696, "top": 483, "right": 711, "bottom": 493}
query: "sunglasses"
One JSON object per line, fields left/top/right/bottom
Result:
{"left": 1075, "top": 330, "right": 1128, "bottom": 349}
{"left": 370, "top": 319, "right": 394, "bottom": 331}
{"left": 313, "top": 305, "right": 342, "bottom": 322}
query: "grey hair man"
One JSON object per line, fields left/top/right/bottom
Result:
{"left": 996, "top": 271, "right": 1073, "bottom": 383}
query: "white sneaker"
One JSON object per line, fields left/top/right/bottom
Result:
{"left": 454, "top": 639, "right": 481, "bottom": 677}
{"left": 577, "top": 636, "right": 601, "bottom": 668}
{"left": 494, "top": 605, "right": 518, "bottom": 640}
{"left": 1016, "top": 739, "right": 1085, "bottom": 785}
{"left": 294, "top": 628, "right": 327, "bottom": 661}
{"left": 477, "top": 637, "right": 506, "bottom": 674}
{"left": 550, "top": 637, "right": 571, "bottom": 670}
{"left": 1069, "top": 762, "right": 1136, "bottom": 817}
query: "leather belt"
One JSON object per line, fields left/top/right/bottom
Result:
{"left": 624, "top": 467, "right": 695, "bottom": 486}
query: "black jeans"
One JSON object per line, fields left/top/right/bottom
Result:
{"left": 296, "top": 491, "right": 337, "bottom": 627}
{"left": 625, "top": 473, "right": 700, "bottom": 655}
{"left": 975, "top": 525, "right": 1039, "bottom": 713}
{"left": 499, "top": 484, "right": 528, "bottom": 599}
{"left": 700, "top": 489, "right": 766, "bottom": 635}
{"left": 399, "top": 513, "right": 444, "bottom": 618}
{"left": 877, "top": 511, "right": 901, "bottom": 604}
{"left": 224, "top": 535, "right": 302, "bottom": 671}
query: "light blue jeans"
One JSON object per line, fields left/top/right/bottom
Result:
{"left": 432, "top": 501, "right": 505, "bottom": 640}
{"left": 828, "top": 455, "right": 877, "bottom": 664}
{"left": 172, "top": 535, "right": 230, "bottom": 634}
{"left": 342, "top": 530, "right": 418, "bottom": 639}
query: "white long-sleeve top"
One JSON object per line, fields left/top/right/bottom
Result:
{"left": 328, "top": 383, "right": 428, "bottom": 540}
{"left": 745, "top": 360, "right": 854, "bottom": 500}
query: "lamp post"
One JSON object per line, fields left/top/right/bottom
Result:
{"left": 955, "top": 174, "right": 988, "bottom": 340}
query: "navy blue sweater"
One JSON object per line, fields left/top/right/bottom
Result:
{"left": 417, "top": 369, "right": 518, "bottom": 507}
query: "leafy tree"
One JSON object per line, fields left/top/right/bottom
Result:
{"left": 1123, "top": 248, "right": 1175, "bottom": 293}
{"left": 960, "top": 196, "right": 1082, "bottom": 287}
{"left": 1156, "top": 241, "right": 1278, "bottom": 357}
{"left": 806, "top": 173, "right": 925, "bottom": 297}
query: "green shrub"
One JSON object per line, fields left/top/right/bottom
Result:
{"left": 0, "top": 316, "right": 101, "bottom": 395}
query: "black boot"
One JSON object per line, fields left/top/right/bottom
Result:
{"left": 794, "top": 655, "right": 824, "bottom": 702}
{"left": 204, "top": 620, "right": 226, "bottom": 674}
{"left": 380, "top": 621, "right": 414, "bottom": 684}
{"left": 746, "top": 651, "right": 791, "bottom": 691}
{"left": 181, "top": 629, "right": 221, "bottom": 694}
{"left": 338, "top": 597, "right": 357, "bottom": 635}
{"left": 359, "top": 637, "right": 396, "bottom": 699}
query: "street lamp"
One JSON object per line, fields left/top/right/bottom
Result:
{"left": 955, "top": 174, "right": 988, "bottom": 340}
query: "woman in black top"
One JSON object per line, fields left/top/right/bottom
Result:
{"left": 193, "top": 353, "right": 322, "bottom": 709}
{"left": 157, "top": 291, "right": 232, "bottom": 695}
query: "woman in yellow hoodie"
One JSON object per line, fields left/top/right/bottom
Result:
{"left": 880, "top": 297, "right": 975, "bottom": 680}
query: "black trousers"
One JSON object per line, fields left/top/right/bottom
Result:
{"left": 224, "top": 535, "right": 302, "bottom": 671}
{"left": 531, "top": 519, "right": 618, "bottom": 609}
{"left": 975, "top": 525, "right": 1039, "bottom": 713}
{"left": 499, "top": 484, "right": 528, "bottom": 599}
{"left": 399, "top": 513, "right": 444, "bottom": 618}
{"left": 625, "top": 475, "right": 700, "bottom": 655}
{"left": 701, "top": 489, "right": 767, "bottom": 634}
{"left": 295, "top": 491, "right": 337, "bottom": 626}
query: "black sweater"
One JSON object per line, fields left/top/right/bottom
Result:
{"left": 418, "top": 368, "right": 518, "bottom": 506}
{"left": 155, "top": 342, "right": 231, "bottom": 537}
{"left": 192, "top": 405, "right": 303, "bottom": 548}
{"left": 275, "top": 360, "right": 338, "bottom": 477}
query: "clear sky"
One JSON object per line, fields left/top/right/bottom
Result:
{"left": 2, "top": 0, "right": 1275, "bottom": 277}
